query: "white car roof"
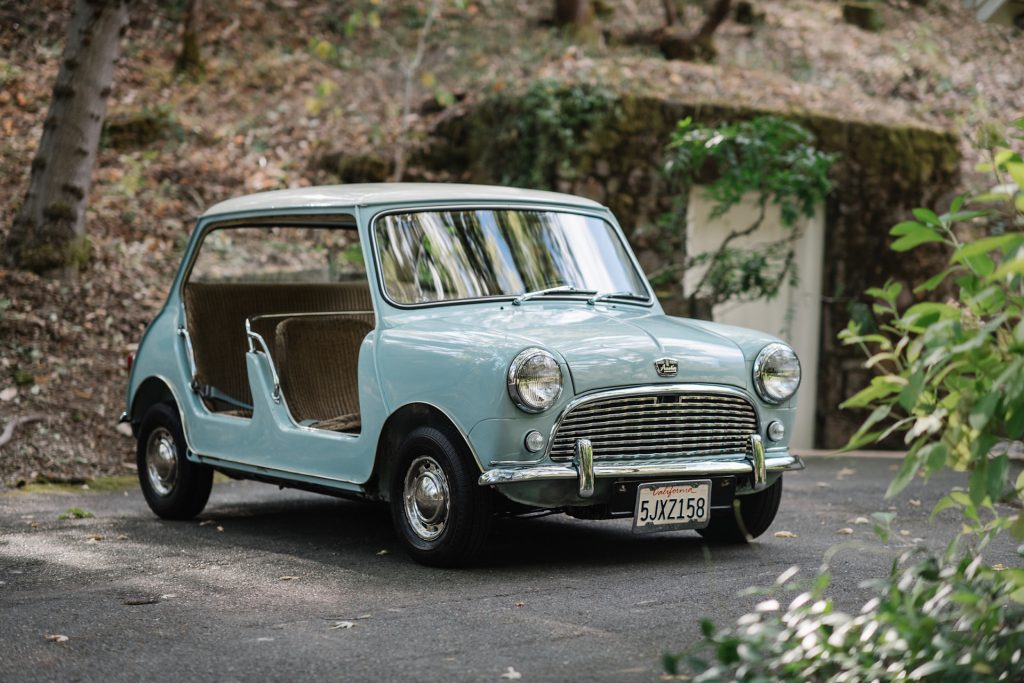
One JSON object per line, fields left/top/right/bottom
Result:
{"left": 201, "top": 183, "right": 604, "bottom": 217}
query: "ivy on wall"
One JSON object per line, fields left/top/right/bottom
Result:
{"left": 489, "top": 79, "right": 617, "bottom": 190}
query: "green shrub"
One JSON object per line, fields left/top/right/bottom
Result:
{"left": 838, "top": 117, "right": 1024, "bottom": 547}
{"left": 666, "top": 554, "right": 1024, "bottom": 683}
{"left": 666, "top": 117, "right": 1024, "bottom": 682}
{"left": 494, "top": 79, "right": 617, "bottom": 189}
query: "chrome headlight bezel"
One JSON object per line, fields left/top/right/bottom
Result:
{"left": 507, "top": 348, "right": 563, "bottom": 413}
{"left": 753, "top": 343, "right": 801, "bottom": 404}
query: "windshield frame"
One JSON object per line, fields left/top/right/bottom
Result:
{"left": 368, "top": 204, "right": 655, "bottom": 310}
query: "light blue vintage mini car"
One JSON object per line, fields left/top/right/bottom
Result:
{"left": 123, "top": 183, "right": 804, "bottom": 566}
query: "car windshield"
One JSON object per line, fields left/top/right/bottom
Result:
{"left": 374, "top": 209, "right": 649, "bottom": 305}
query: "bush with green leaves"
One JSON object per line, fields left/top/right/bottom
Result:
{"left": 495, "top": 79, "right": 617, "bottom": 190}
{"left": 665, "top": 553, "right": 1024, "bottom": 683}
{"left": 839, "top": 118, "right": 1024, "bottom": 548}
{"left": 658, "top": 116, "right": 836, "bottom": 318}
{"left": 664, "top": 118, "right": 1024, "bottom": 681}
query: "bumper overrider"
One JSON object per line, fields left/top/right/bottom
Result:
{"left": 478, "top": 434, "right": 805, "bottom": 498}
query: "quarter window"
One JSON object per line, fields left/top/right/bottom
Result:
{"left": 189, "top": 224, "right": 365, "bottom": 284}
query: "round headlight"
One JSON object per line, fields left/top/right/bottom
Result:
{"left": 753, "top": 343, "right": 801, "bottom": 404}
{"left": 507, "top": 348, "right": 562, "bottom": 413}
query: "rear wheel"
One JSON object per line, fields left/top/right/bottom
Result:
{"left": 698, "top": 476, "right": 783, "bottom": 543}
{"left": 390, "top": 425, "right": 492, "bottom": 567}
{"left": 136, "top": 402, "right": 213, "bottom": 520}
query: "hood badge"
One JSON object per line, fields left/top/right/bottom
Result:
{"left": 654, "top": 358, "right": 678, "bottom": 377}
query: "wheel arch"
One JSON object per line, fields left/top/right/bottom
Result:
{"left": 129, "top": 376, "right": 178, "bottom": 437}
{"left": 369, "top": 402, "right": 481, "bottom": 501}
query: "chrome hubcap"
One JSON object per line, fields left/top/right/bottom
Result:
{"left": 403, "top": 456, "right": 450, "bottom": 541}
{"left": 146, "top": 427, "right": 178, "bottom": 496}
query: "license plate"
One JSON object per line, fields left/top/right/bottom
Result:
{"left": 632, "top": 480, "right": 711, "bottom": 533}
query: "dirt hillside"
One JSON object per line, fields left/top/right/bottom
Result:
{"left": 1, "top": 0, "right": 1021, "bottom": 486}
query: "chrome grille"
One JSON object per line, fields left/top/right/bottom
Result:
{"left": 549, "top": 391, "right": 758, "bottom": 461}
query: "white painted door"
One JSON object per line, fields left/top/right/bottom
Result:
{"left": 685, "top": 190, "right": 825, "bottom": 449}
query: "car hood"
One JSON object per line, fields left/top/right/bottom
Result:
{"left": 396, "top": 304, "right": 751, "bottom": 394}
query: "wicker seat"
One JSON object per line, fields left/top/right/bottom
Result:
{"left": 182, "top": 282, "right": 372, "bottom": 410}
{"left": 274, "top": 315, "right": 373, "bottom": 433}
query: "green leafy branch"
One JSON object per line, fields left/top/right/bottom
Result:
{"left": 839, "top": 118, "right": 1024, "bottom": 549}
{"left": 658, "top": 115, "right": 836, "bottom": 317}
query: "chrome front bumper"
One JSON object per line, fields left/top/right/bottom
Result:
{"left": 478, "top": 435, "right": 804, "bottom": 497}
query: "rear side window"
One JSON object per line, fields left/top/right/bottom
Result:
{"left": 188, "top": 223, "right": 364, "bottom": 284}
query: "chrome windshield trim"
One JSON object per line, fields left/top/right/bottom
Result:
{"left": 478, "top": 452, "right": 804, "bottom": 486}
{"left": 543, "top": 384, "right": 761, "bottom": 461}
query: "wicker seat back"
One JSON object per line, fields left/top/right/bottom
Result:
{"left": 182, "top": 282, "right": 372, "bottom": 407}
{"left": 274, "top": 316, "right": 373, "bottom": 425}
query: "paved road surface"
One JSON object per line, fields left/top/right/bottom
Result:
{"left": 1, "top": 455, "right": 1020, "bottom": 682}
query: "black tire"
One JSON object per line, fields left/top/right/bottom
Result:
{"left": 136, "top": 402, "right": 213, "bottom": 520}
{"left": 389, "top": 425, "right": 492, "bottom": 567}
{"left": 698, "top": 476, "right": 783, "bottom": 543}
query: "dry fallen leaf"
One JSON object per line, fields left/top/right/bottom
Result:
{"left": 815, "top": 481, "right": 831, "bottom": 488}
{"left": 899, "top": 529, "right": 911, "bottom": 536}
{"left": 500, "top": 667, "right": 522, "bottom": 680}
{"left": 279, "top": 576, "right": 299, "bottom": 581}
{"left": 44, "top": 634, "right": 68, "bottom": 643}
{"left": 123, "top": 596, "right": 160, "bottom": 606}
{"left": 514, "top": 602, "right": 525, "bottom": 608}
{"left": 85, "top": 534, "right": 103, "bottom": 543}
{"left": 853, "top": 516, "right": 870, "bottom": 525}
{"left": 774, "top": 531, "right": 798, "bottom": 539}
{"left": 836, "top": 467, "right": 856, "bottom": 479}
{"left": 909, "top": 499, "right": 922, "bottom": 507}
{"left": 330, "top": 621, "right": 355, "bottom": 630}
{"left": 993, "top": 563, "right": 1006, "bottom": 571}
{"left": 836, "top": 528, "right": 854, "bottom": 535}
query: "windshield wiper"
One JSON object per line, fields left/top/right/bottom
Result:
{"left": 512, "top": 285, "right": 596, "bottom": 306}
{"left": 587, "top": 291, "right": 649, "bottom": 305}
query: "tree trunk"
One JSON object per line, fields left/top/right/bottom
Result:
{"left": 661, "top": 0, "right": 678, "bottom": 26}
{"left": 659, "top": 0, "right": 732, "bottom": 61}
{"left": 687, "top": 294, "right": 715, "bottom": 321}
{"left": 554, "top": 0, "right": 593, "bottom": 27}
{"left": 175, "top": 0, "right": 203, "bottom": 76}
{"left": 5, "top": 0, "right": 128, "bottom": 274}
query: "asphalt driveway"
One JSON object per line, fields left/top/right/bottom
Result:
{"left": 1, "top": 455, "right": 1020, "bottom": 682}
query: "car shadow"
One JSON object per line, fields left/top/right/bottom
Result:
{"left": 143, "top": 485, "right": 781, "bottom": 574}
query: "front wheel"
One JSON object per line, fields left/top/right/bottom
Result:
{"left": 136, "top": 402, "right": 213, "bottom": 520}
{"left": 698, "top": 476, "right": 783, "bottom": 543}
{"left": 390, "top": 425, "right": 492, "bottom": 567}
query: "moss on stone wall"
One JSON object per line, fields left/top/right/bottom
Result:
{"left": 421, "top": 85, "right": 960, "bottom": 448}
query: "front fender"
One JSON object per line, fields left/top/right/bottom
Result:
{"left": 375, "top": 327, "right": 568, "bottom": 467}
